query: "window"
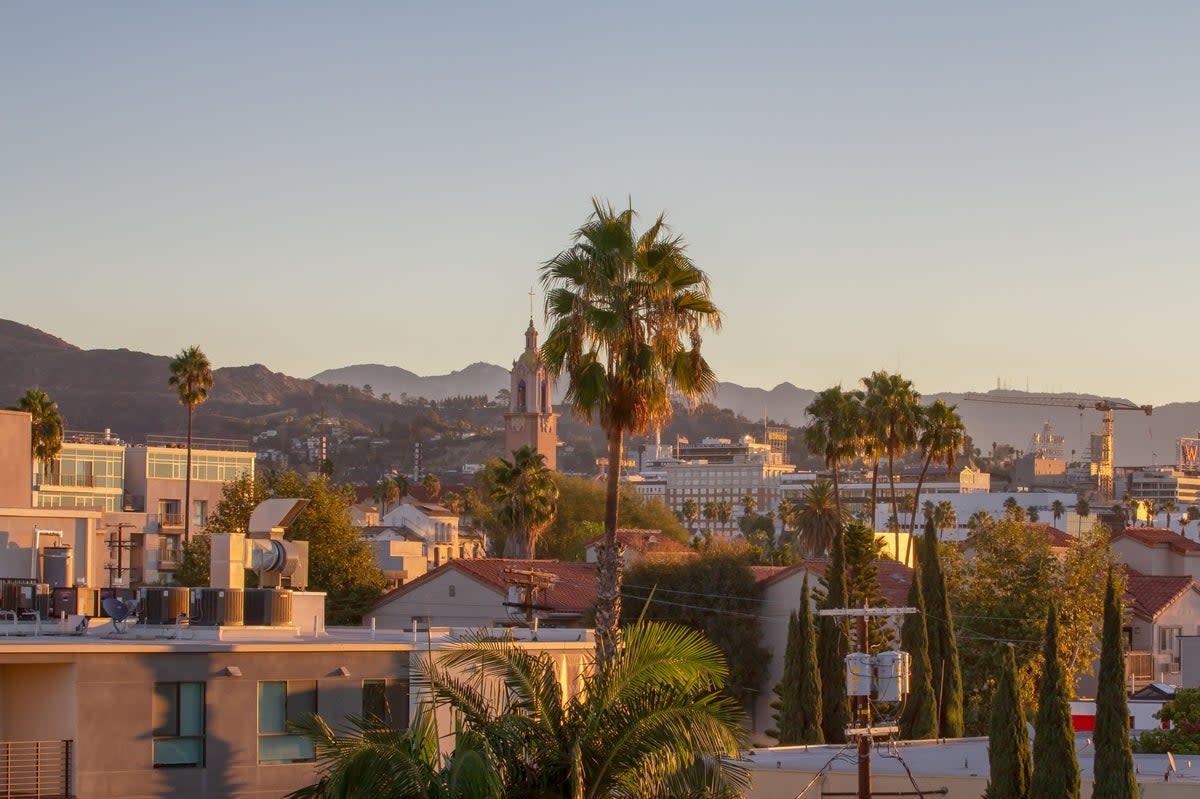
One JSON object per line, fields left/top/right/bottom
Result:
{"left": 448, "top": 584, "right": 456, "bottom": 597}
{"left": 1159, "top": 627, "right": 1183, "bottom": 671}
{"left": 258, "top": 681, "right": 317, "bottom": 763}
{"left": 153, "top": 682, "right": 205, "bottom": 767}
{"left": 192, "top": 499, "right": 208, "bottom": 529}
{"left": 362, "top": 679, "right": 410, "bottom": 729}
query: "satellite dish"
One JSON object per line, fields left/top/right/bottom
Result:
{"left": 102, "top": 597, "right": 139, "bottom": 633}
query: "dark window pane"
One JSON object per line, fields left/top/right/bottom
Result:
{"left": 286, "top": 680, "right": 317, "bottom": 725}
{"left": 363, "top": 680, "right": 387, "bottom": 722}
{"left": 152, "top": 684, "right": 177, "bottom": 737}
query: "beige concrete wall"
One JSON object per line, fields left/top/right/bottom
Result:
{"left": 367, "top": 570, "right": 508, "bottom": 629}
{"left": 0, "top": 410, "right": 32, "bottom": 508}
{"left": 1114, "top": 539, "right": 1174, "bottom": 577}
{"left": 0, "top": 663, "right": 76, "bottom": 740}
{"left": 0, "top": 510, "right": 102, "bottom": 586}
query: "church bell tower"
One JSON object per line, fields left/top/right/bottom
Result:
{"left": 504, "top": 319, "right": 559, "bottom": 470}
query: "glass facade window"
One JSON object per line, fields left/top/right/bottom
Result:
{"left": 153, "top": 682, "right": 205, "bottom": 767}
{"left": 46, "top": 445, "right": 125, "bottom": 488}
{"left": 147, "top": 450, "right": 255, "bottom": 483}
{"left": 37, "top": 491, "right": 121, "bottom": 512}
{"left": 258, "top": 681, "right": 317, "bottom": 764}
{"left": 362, "top": 679, "right": 410, "bottom": 729}
{"left": 192, "top": 500, "right": 208, "bottom": 529}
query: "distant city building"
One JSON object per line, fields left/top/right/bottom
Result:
{"left": 503, "top": 318, "right": 559, "bottom": 469}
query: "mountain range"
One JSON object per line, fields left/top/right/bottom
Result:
{"left": 1, "top": 319, "right": 1195, "bottom": 469}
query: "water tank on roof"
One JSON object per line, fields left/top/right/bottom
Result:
{"left": 41, "top": 547, "right": 72, "bottom": 589}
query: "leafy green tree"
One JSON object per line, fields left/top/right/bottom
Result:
{"left": 623, "top": 549, "right": 770, "bottom": 709}
{"left": 898, "top": 573, "right": 937, "bottom": 740}
{"left": 1030, "top": 604, "right": 1080, "bottom": 799}
{"left": 770, "top": 576, "right": 823, "bottom": 744}
{"left": 908, "top": 400, "right": 965, "bottom": 537}
{"left": 205, "top": 473, "right": 270, "bottom": 535}
{"left": 484, "top": 446, "right": 558, "bottom": 558}
{"left": 168, "top": 345, "right": 213, "bottom": 545}
{"left": 174, "top": 534, "right": 212, "bottom": 587}
{"left": 920, "top": 519, "right": 963, "bottom": 738}
{"left": 983, "top": 646, "right": 1031, "bottom": 799}
{"left": 1133, "top": 688, "right": 1200, "bottom": 754}
{"left": 796, "top": 479, "right": 845, "bottom": 557}
{"left": 804, "top": 386, "right": 863, "bottom": 518}
{"left": 11, "top": 389, "right": 64, "bottom": 478}
{"left": 1092, "top": 570, "right": 1138, "bottom": 799}
{"left": 945, "top": 519, "right": 1115, "bottom": 733}
{"left": 817, "top": 525, "right": 850, "bottom": 743}
{"left": 540, "top": 199, "right": 723, "bottom": 665}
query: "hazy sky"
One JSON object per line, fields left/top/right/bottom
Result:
{"left": 3, "top": 3, "right": 1198, "bottom": 404}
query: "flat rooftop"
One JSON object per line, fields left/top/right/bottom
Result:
{"left": 746, "top": 735, "right": 1200, "bottom": 784}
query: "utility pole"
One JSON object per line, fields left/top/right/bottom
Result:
{"left": 501, "top": 567, "right": 558, "bottom": 627}
{"left": 817, "top": 605, "right": 916, "bottom": 799}
{"left": 105, "top": 522, "right": 136, "bottom": 588}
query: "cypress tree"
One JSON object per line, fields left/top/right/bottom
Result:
{"left": 1092, "top": 569, "right": 1137, "bottom": 799}
{"left": 772, "top": 576, "right": 824, "bottom": 743}
{"left": 984, "top": 646, "right": 1031, "bottom": 799}
{"left": 920, "top": 518, "right": 964, "bottom": 737}
{"left": 898, "top": 571, "right": 937, "bottom": 739}
{"left": 1030, "top": 604, "right": 1080, "bottom": 799}
{"left": 818, "top": 526, "right": 850, "bottom": 743}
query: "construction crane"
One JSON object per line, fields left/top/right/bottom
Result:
{"left": 963, "top": 392, "right": 1153, "bottom": 503}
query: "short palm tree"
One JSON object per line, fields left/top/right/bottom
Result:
{"left": 12, "top": 389, "right": 65, "bottom": 481}
{"left": 393, "top": 474, "right": 410, "bottom": 500}
{"left": 796, "top": 479, "right": 846, "bottom": 557}
{"left": 540, "top": 199, "right": 722, "bottom": 664}
{"left": 486, "top": 446, "right": 559, "bottom": 559}
{"left": 741, "top": 493, "right": 756, "bottom": 518}
{"left": 1163, "top": 499, "right": 1178, "bottom": 530}
{"left": 716, "top": 499, "right": 733, "bottom": 532}
{"left": 168, "top": 346, "right": 213, "bottom": 545}
{"left": 374, "top": 479, "right": 400, "bottom": 517}
{"left": 681, "top": 498, "right": 699, "bottom": 538}
{"left": 421, "top": 473, "right": 441, "bottom": 502}
{"left": 292, "top": 622, "right": 750, "bottom": 799}
{"left": 935, "top": 500, "right": 956, "bottom": 537}
{"left": 803, "top": 386, "right": 862, "bottom": 519}
{"left": 1051, "top": 500, "right": 1066, "bottom": 529}
{"left": 907, "top": 400, "right": 965, "bottom": 538}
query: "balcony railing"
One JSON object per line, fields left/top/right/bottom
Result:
{"left": 158, "top": 546, "right": 182, "bottom": 567}
{"left": 38, "top": 475, "right": 95, "bottom": 488}
{"left": 0, "top": 739, "right": 73, "bottom": 798}
{"left": 159, "top": 513, "right": 184, "bottom": 528}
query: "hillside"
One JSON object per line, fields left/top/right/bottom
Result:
{"left": 3, "top": 319, "right": 1197, "bottom": 470}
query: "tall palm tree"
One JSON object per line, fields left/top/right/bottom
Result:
{"left": 796, "top": 479, "right": 846, "bottom": 557}
{"left": 681, "top": 497, "right": 699, "bottom": 539}
{"left": 392, "top": 474, "right": 410, "bottom": 501}
{"left": 862, "top": 371, "right": 920, "bottom": 555}
{"left": 716, "top": 499, "right": 733, "bottom": 532}
{"left": 741, "top": 492, "right": 757, "bottom": 518}
{"left": 168, "top": 346, "right": 213, "bottom": 545}
{"left": 486, "top": 446, "right": 559, "bottom": 559}
{"left": 540, "top": 199, "right": 722, "bottom": 664}
{"left": 1051, "top": 500, "right": 1066, "bottom": 529}
{"left": 1163, "top": 499, "right": 1178, "bottom": 530}
{"left": 907, "top": 400, "right": 965, "bottom": 538}
{"left": 803, "top": 386, "right": 863, "bottom": 519}
{"left": 702, "top": 500, "right": 718, "bottom": 534}
{"left": 1142, "top": 498, "right": 1158, "bottom": 527}
{"left": 1076, "top": 497, "right": 1090, "bottom": 520}
{"left": 935, "top": 500, "right": 956, "bottom": 538}
{"left": 12, "top": 389, "right": 65, "bottom": 481}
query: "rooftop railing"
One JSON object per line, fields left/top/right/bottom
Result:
{"left": 145, "top": 434, "right": 249, "bottom": 452}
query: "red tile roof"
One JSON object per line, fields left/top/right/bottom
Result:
{"left": 1023, "top": 523, "right": 1075, "bottom": 549}
{"left": 583, "top": 528, "right": 695, "bottom": 557}
{"left": 1113, "top": 527, "right": 1200, "bottom": 555}
{"left": 758, "top": 558, "right": 914, "bottom": 607}
{"left": 1122, "top": 566, "right": 1199, "bottom": 620}
{"left": 370, "top": 558, "right": 598, "bottom": 615}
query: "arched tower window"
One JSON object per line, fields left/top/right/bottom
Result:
{"left": 542, "top": 381, "right": 549, "bottom": 412}
{"left": 516, "top": 380, "right": 527, "bottom": 412}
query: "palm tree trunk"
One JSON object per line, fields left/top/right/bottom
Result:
{"left": 888, "top": 449, "right": 900, "bottom": 560}
{"left": 907, "top": 453, "right": 934, "bottom": 563}
{"left": 832, "top": 463, "right": 842, "bottom": 520}
{"left": 184, "top": 406, "right": 193, "bottom": 546}
{"left": 595, "top": 427, "right": 625, "bottom": 667}
{"left": 869, "top": 462, "right": 879, "bottom": 529}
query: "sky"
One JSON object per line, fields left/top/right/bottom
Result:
{"left": 2, "top": 3, "right": 1198, "bottom": 405}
